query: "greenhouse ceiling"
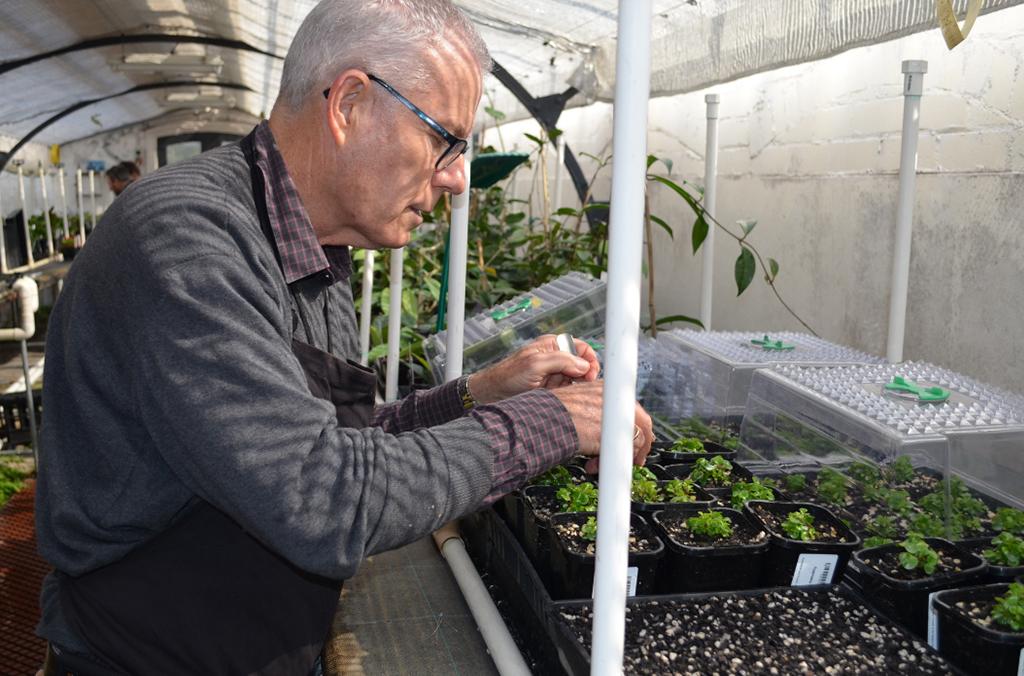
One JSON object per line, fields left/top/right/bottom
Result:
{"left": 0, "top": 0, "right": 1020, "bottom": 148}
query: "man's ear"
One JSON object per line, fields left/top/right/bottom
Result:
{"left": 325, "top": 70, "right": 371, "bottom": 146}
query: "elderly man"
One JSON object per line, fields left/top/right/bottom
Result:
{"left": 35, "top": 0, "right": 651, "bottom": 674}
{"left": 103, "top": 161, "right": 136, "bottom": 197}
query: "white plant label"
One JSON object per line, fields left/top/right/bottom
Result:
{"left": 592, "top": 566, "right": 639, "bottom": 598}
{"left": 927, "top": 592, "right": 939, "bottom": 650}
{"left": 1017, "top": 648, "right": 1024, "bottom": 676}
{"left": 790, "top": 553, "right": 839, "bottom": 586}
{"left": 626, "top": 566, "right": 639, "bottom": 597}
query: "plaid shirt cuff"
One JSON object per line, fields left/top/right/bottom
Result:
{"left": 470, "top": 389, "right": 578, "bottom": 505}
{"left": 371, "top": 379, "right": 464, "bottom": 433}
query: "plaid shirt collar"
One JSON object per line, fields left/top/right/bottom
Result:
{"left": 252, "top": 121, "right": 351, "bottom": 285}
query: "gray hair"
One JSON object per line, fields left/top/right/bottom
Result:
{"left": 277, "top": 0, "right": 491, "bottom": 110}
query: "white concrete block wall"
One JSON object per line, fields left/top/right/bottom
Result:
{"left": 490, "top": 5, "right": 1024, "bottom": 392}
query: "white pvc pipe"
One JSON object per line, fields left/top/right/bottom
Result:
{"left": 591, "top": 2, "right": 652, "bottom": 675}
{"left": 88, "top": 170, "right": 97, "bottom": 232}
{"left": 76, "top": 169, "right": 86, "bottom": 245}
{"left": 57, "top": 166, "right": 69, "bottom": 240}
{"left": 384, "top": 246, "right": 403, "bottom": 402}
{"left": 0, "top": 176, "right": 7, "bottom": 274}
{"left": 358, "top": 249, "right": 375, "bottom": 366}
{"left": 444, "top": 141, "right": 472, "bottom": 383}
{"left": 38, "top": 166, "right": 54, "bottom": 257}
{"left": 553, "top": 135, "right": 565, "bottom": 212}
{"left": 886, "top": 60, "right": 927, "bottom": 364}
{"left": 433, "top": 525, "right": 531, "bottom": 676}
{"left": 700, "top": 94, "right": 720, "bottom": 331}
{"left": 17, "top": 165, "right": 34, "bottom": 267}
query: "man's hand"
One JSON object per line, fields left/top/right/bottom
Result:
{"left": 468, "top": 334, "right": 600, "bottom": 404}
{"left": 550, "top": 381, "right": 653, "bottom": 474}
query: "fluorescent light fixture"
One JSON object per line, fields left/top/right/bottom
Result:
{"left": 110, "top": 54, "right": 224, "bottom": 75}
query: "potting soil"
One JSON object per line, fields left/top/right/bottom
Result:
{"left": 658, "top": 511, "right": 768, "bottom": 548}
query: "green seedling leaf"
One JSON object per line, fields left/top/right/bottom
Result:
{"left": 580, "top": 516, "right": 598, "bottom": 541}
{"left": 781, "top": 508, "right": 819, "bottom": 542}
{"left": 898, "top": 535, "right": 940, "bottom": 575}
{"left": 734, "top": 247, "right": 755, "bottom": 295}
{"left": 484, "top": 106, "right": 506, "bottom": 122}
{"left": 669, "top": 437, "right": 704, "bottom": 453}
{"left": 664, "top": 478, "right": 698, "bottom": 503}
{"left": 993, "top": 582, "right": 1024, "bottom": 631}
{"left": 691, "top": 213, "right": 709, "bottom": 254}
{"left": 686, "top": 510, "right": 733, "bottom": 539}
{"left": 730, "top": 478, "right": 775, "bottom": 509}
{"left": 649, "top": 214, "right": 674, "bottom": 239}
{"left": 985, "top": 533, "right": 1024, "bottom": 567}
{"left": 768, "top": 258, "right": 780, "bottom": 280}
{"left": 655, "top": 314, "right": 704, "bottom": 330}
{"left": 994, "top": 508, "right": 1024, "bottom": 534}
{"left": 523, "top": 133, "right": 544, "bottom": 146}
{"left": 784, "top": 474, "right": 807, "bottom": 492}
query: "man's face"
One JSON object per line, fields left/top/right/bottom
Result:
{"left": 319, "top": 41, "right": 482, "bottom": 249}
{"left": 108, "top": 176, "right": 129, "bottom": 196}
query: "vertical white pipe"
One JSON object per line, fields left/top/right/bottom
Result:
{"left": 886, "top": 60, "right": 927, "bottom": 364}
{"left": 0, "top": 174, "right": 7, "bottom": 273}
{"left": 700, "top": 94, "right": 720, "bottom": 331}
{"left": 88, "top": 170, "right": 97, "bottom": 232}
{"left": 552, "top": 135, "right": 565, "bottom": 213}
{"left": 76, "top": 169, "right": 86, "bottom": 245}
{"left": 590, "top": 2, "right": 652, "bottom": 675}
{"left": 444, "top": 141, "right": 472, "bottom": 383}
{"left": 57, "top": 166, "right": 69, "bottom": 240}
{"left": 17, "top": 165, "right": 34, "bottom": 267}
{"left": 385, "top": 246, "right": 404, "bottom": 402}
{"left": 38, "top": 165, "right": 54, "bottom": 257}
{"left": 359, "top": 249, "right": 376, "bottom": 366}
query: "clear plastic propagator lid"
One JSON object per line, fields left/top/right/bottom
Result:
{"left": 661, "top": 330, "right": 885, "bottom": 420}
{"left": 424, "top": 272, "right": 606, "bottom": 382}
{"left": 740, "top": 361, "right": 1024, "bottom": 471}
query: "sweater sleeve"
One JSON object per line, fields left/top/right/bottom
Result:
{"left": 129, "top": 251, "right": 495, "bottom": 579}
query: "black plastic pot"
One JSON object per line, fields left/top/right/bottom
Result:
{"left": 959, "top": 536, "right": 1024, "bottom": 584}
{"left": 651, "top": 460, "right": 754, "bottom": 486}
{"left": 630, "top": 481, "right": 715, "bottom": 515}
{"left": 546, "top": 512, "right": 664, "bottom": 600}
{"left": 745, "top": 501, "right": 861, "bottom": 587}
{"left": 933, "top": 583, "right": 1024, "bottom": 676}
{"left": 851, "top": 538, "right": 986, "bottom": 639}
{"left": 652, "top": 505, "right": 769, "bottom": 593}
{"left": 497, "top": 490, "right": 524, "bottom": 540}
{"left": 522, "top": 485, "right": 559, "bottom": 570}
{"left": 652, "top": 440, "right": 737, "bottom": 465}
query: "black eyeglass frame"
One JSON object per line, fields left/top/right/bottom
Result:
{"left": 323, "top": 74, "right": 468, "bottom": 170}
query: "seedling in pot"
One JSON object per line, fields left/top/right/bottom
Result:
{"left": 663, "top": 478, "right": 698, "bottom": 503}
{"left": 816, "top": 468, "right": 848, "bottom": 506}
{"left": 875, "top": 487, "right": 914, "bottom": 517}
{"left": 863, "top": 515, "right": 898, "bottom": 548}
{"left": 631, "top": 477, "right": 661, "bottom": 503}
{"left": 993, "top": 582, "right": 1024, "bottom": 631}
{"left": 784, "top": 474, "right": 807, "bottom": 493}
{"left": 885, "top": 456, "right": 915, "bottom": 484}
{"left": 846, "top": 461, "right": 882, "bottom": 487}
{"left": 557, "top": 482, "right": 598, "bottom": 512}
{"left": 984, "top": 532, "right": 1024, "bottom": 567}
{"left": 580, "top": 516, "right": 598, "bottom": 542}
{"left": 730, "top": 478, "right": 774, "bottom": 509}
{"left": 781, "top": 507, "right": 819, "bottom": 541}
{"left": 669, "top": 437, "right": 704, "bottom": 454}
{"left": 688, "top": 456, "right": 733, "bottom": 486}
{"left": 993, "top": 508, "right": 1024, "bottom": 534}
{"left": 685, "top": 510, "right": 734, "bottom": 540}
{"left": 910, "top": 513, "right": 947, "bottom": 538}
{"left": 530, "top": 465, "right": 575, "bottom": 488}
{"left": 898, "top": 535, "right": 940, "bottom": 575}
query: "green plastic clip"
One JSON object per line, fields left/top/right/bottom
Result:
{"left": 585, "top": 339, "right": 604, "bottom": 351}
{"left": 490, "top": 297, "right": 537, "bottom": 321}
{"left": 750, "top": 334, "right": 795, "bottom": 351}
{"left": 884, "top": 376, "right": 951, "bottom": 403}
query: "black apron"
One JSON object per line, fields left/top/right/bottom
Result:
{"left": 57, "top": 130, "right": 377, "bottom": 675}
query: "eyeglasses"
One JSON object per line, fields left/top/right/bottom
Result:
{"left": 323, "top": 74, "right": 468, "bottom": 171}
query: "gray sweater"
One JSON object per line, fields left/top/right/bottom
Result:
{"left": 35, "top": 144, "right": 497, "bottom": 644}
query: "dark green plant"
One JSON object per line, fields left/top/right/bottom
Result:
{"left": 632, "top": 466, "right": 658, "bottom": 482}
{"left": 867, "top": 515, "right": 898, "bottom": 540}
{"left": 781, "top": 508, "right": 819, "bottom": 541}
{"left": 664, "top": 478, "right": 698, "bottom": 503}
{"left": 898, "top": 535, "right": 940, "bottom": 575}
{"left": 846, "top": 461, "right": 882, "bottom": 487}
{"left": 0, "top": 462, "right": 27, "bottom": 508}
{"left": 885, "top": 456, "right": 915, "bottom": 484}
{"left": 877, "top": 488, "right": 914, "bottom": 517}
{"left": 530, "top": 465, "right": 575, "bottom": 488}
{"left": 993, "top": 583, "right": 1024, "bottom": 632}
{"left": 580, "top": 516, "right": 598, "bottom": 542}
{"left": 993, "top": 508, "right": 1024, "bottom": 534}
{"left": 688, "top": 456, "right": 733, "bottom": 486}
{"left": 670, "top": 437, "right": 704, "bottom": 453}
{"left": 784, "top": 474, "right": 807, "bottom": 493}
{"left": 730, "top": 478, "right": 774, "bottom": 509}
{"left": 686, "top": 510, "right": 733, "bottom": 539}
{"left": 864, "top": 536, "right": 894, "bottom": 548}
{"left": 816, "top": 469, "right": 848, "bottom": 506}
{"left": 631, "top": 477, "right": 662, "bottom": 504}
{"left": 984, "top": 533, "right": 1024, "bottom": 568}
{"left": 910, "top": 513, "right": 948, "bottom": 539}
{"left": 556, "top": 482, "right": 599, "bottom": 513}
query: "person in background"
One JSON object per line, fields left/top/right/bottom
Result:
{"left": 104, "top": 161, "right": 137, "bottom": 196}
{"left": 35, "top": 1, "right": 653, "bottom": 674}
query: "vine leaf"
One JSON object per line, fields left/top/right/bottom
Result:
{"left": 691, "top": 213, "right": 708, "bottom": 254}
{"left": 735, "top": 247, "right": 756, "bottom": 295}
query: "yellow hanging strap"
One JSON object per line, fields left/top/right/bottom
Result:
{"left": 936, "top": 0, "right": 983, "bottom": 50}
